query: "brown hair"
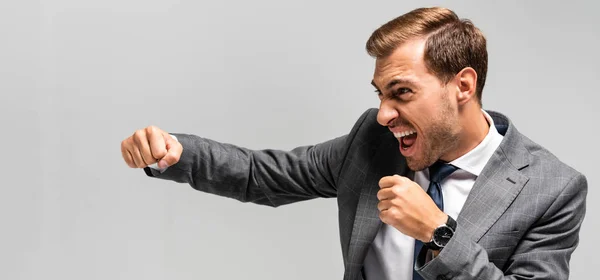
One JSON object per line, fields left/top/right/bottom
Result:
{"left": 366, "top": 7, "right": 488, "bottom": 104}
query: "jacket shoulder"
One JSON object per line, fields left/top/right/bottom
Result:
{"left": 349, "top": 108, "right": 390, "bottom": 143}
{"left": 519, "top": 133, "right": 584, "bottom": 181}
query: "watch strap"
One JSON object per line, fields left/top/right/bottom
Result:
{"left": 424, "top": 215, "right": 457, "bottom": 250}
{"left": 446, "top": 215, "right": 457, "bottom": 231}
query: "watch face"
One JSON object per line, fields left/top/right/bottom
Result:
{"left": 434, "top": 226, "right": 454, "bottom": 247}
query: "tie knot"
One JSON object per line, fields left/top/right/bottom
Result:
{"left": 429, "top": 161, "right": 458, "bottom": 183}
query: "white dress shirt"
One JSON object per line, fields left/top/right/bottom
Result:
{"left": 363, "top": 110, "right": 504, "bottom": 280}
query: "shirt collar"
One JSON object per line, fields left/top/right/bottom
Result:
{"left": 448, "top": 109, "right": 504, "bottom": 177}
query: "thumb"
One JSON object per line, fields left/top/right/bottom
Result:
{"left": 158, "top": 134, "right": 182, "bottom": 169}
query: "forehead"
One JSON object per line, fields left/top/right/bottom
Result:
{"left": 373, "top": 38, "right": 430, "bottom": 88}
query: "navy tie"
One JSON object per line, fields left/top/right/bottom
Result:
{"left": 413, "top": 161, "right": 458, "bottom": 280}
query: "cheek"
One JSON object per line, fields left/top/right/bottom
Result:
{"left": 405, "top": 104, "right": 433, "bottom": 128}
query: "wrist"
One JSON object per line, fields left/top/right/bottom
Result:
{"left": 424, "top": 215, "right": 457, "bottom": 251}
{"left": 423, "top": 212, "right": 448, "bottom": 242}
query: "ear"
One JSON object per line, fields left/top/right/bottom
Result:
{"left": 454, "top": 67, "right": 477, "bottom": 105}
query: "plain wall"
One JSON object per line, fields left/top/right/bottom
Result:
{"left": 1, "top": 0, "right": 597, "bottom": 279}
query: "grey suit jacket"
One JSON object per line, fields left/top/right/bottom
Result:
{"left": 145, "top": 109, "right": 587, "bottom": 280}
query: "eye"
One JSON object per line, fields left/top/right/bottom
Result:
{"left": 396, "top": 88, "right": 412, "bottom": 95}
{"left": 389, "top": 87, "right": 411, "bottom": 99}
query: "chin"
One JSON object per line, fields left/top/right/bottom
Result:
{"left": 405, "top": 157, "right": 429, "bottom": 172}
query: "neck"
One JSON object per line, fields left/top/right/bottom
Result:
{"left": 440, "top": 105, "right": 489, "bottom": 162}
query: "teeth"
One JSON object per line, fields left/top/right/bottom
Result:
{"left": 393, "top": 130, "right": 416, "bottom": 138}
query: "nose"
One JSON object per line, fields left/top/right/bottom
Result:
{"left": 377, "top": 100, "right": 398, "bottom": 127}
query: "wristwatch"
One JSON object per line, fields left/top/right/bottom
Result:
{"left": 425, "top": 215, "right": 457, "bottom": 250}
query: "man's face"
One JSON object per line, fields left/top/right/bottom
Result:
{"left": 372, "top": 38, "right": 461, "bottom": 171}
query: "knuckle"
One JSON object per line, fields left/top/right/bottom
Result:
{"left": 154, "top": 149, "right": 167, "bottom": 159}
{"left": 396, "top": 176, "right": 407, "bottom": 184}
{"left": 123, "top": 137, "right": 134, "bottom": 148}
{"left": 145, "top": 125, "right": 158, "bottom": 135}
{"left": 389, "top": 208, "right": 400, "bottom": 220}
{"left": 133, "top": 130, "right": 144, "bottom": 142}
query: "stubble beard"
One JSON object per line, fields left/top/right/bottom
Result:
{"left": 405, "top": 97, "right": 460, "bottom": 171}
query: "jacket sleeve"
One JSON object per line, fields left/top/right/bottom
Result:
{"left": 416, "top": 173, "right": 588, "bottom": 280}
{"left": 143, "top": 109, "right": 374, "bottom": 207}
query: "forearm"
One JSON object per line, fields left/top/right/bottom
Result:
{"left": 146, "top": 133, "right": 347, "bottom": 207}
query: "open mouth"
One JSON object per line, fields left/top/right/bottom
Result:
{"left": 394, "top": 130, "right": 418, "bottom": 154}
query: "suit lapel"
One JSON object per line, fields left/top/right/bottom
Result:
{"left": 456, "top": 150, "right": 529, "bottom": 242}
{"left": 456, "top": 114, "right": 531, "bottom": 242}
{"left": 346, "top": 135, "right": 412, "bottom": 270}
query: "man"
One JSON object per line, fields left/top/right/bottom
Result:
{"left": 120, "top": 7, "right": 587, "bottom": 280}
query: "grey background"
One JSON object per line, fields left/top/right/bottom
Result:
{"left": 1, "top": 0, "right": 597, "bottom": 279}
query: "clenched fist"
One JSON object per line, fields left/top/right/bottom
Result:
{"left": 121, "top": 126, "right": 182, "bottom": 169}
{"left": 377, "top": 175, "right": 448, "bottom": 242}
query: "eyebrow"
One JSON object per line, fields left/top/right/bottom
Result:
{"left": 371, "top": 78, "right": 417, "bottom": 91}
